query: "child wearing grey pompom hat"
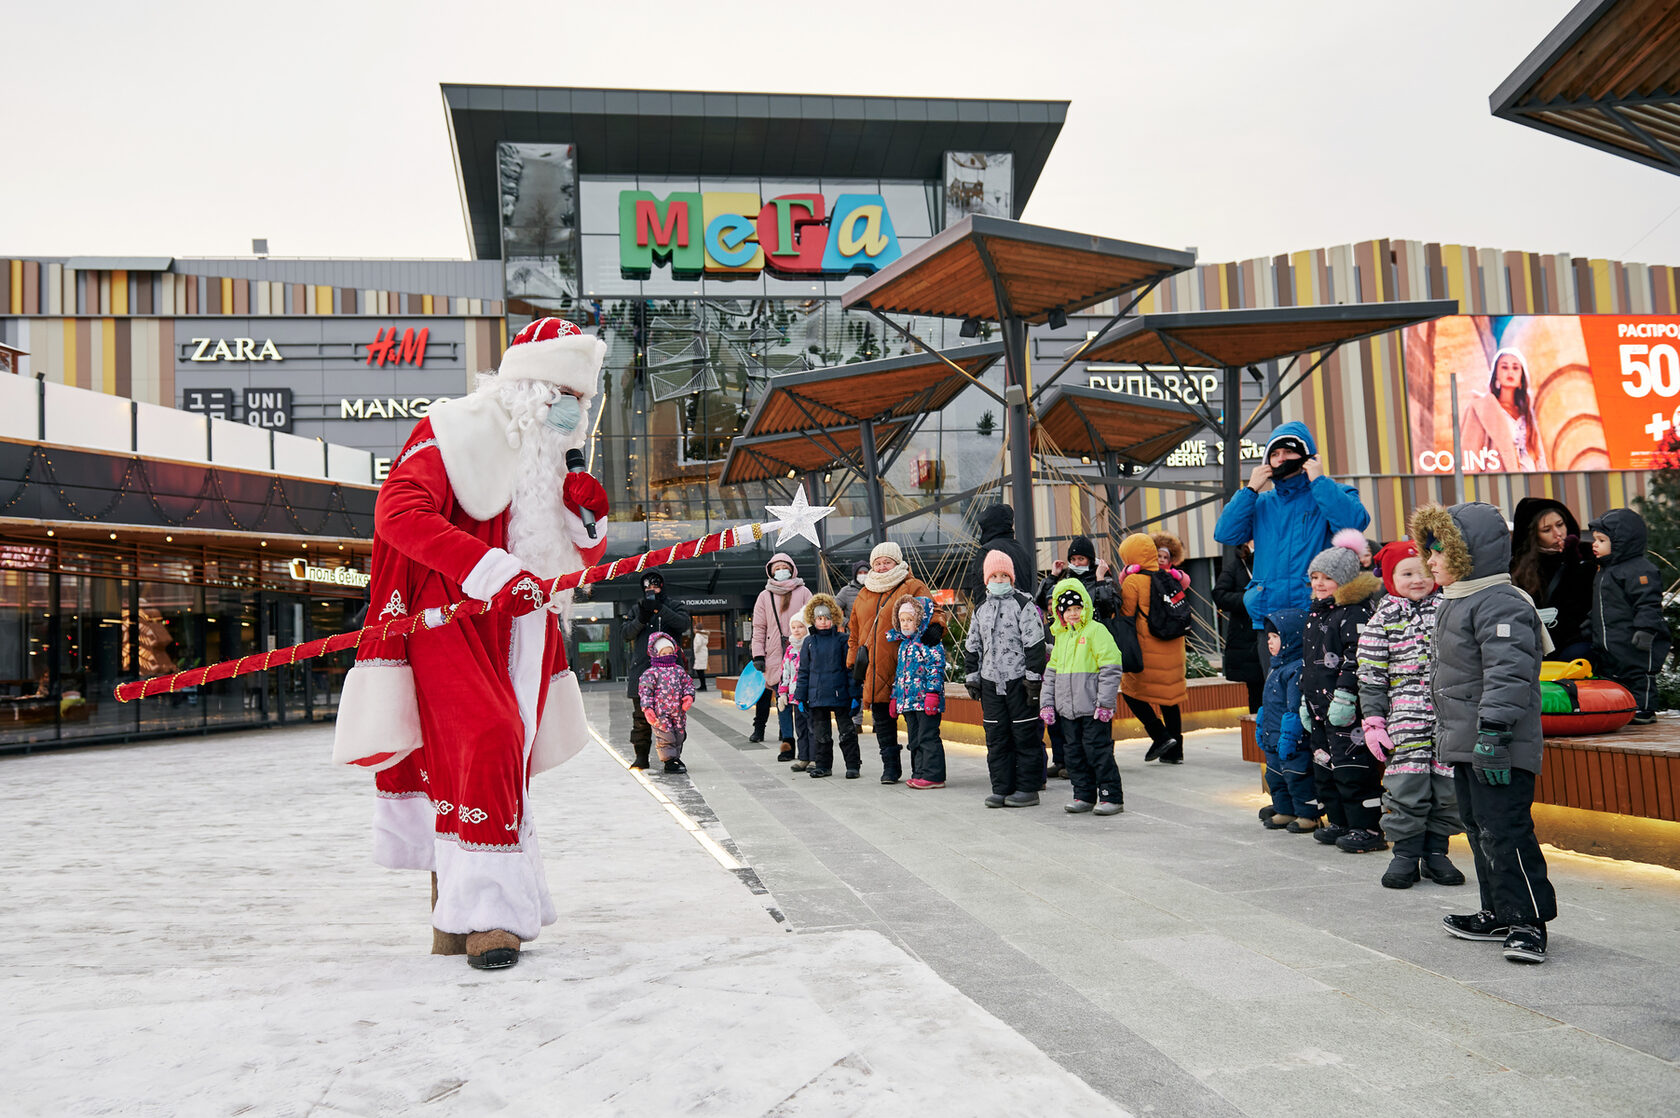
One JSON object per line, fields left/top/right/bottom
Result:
{"left": 1299, "top": 539, "right": 1386, "bottom": 853}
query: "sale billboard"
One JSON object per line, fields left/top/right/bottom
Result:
{"left": 1403, "top": 314, "right": 1680, "bottom": 474}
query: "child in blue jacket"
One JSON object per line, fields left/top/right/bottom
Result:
{"left": 1257, "top": 608, "right": 1320, "bottom": 832}
{"left": 888, "top": 595, "right": 947, "bottom": 789}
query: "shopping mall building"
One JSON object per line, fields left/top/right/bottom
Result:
{"left": 3, "top": 84, "right": 1676, "bottom": 748}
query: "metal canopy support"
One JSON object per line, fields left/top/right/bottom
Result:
{"left": 857, "top": 418, "right": 887, "bottom": 546}
{"left": 1001, "top": 316, "right": 1036, "bottom": 566}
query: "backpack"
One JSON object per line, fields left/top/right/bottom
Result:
{"left": 1145, "top": 570, "right": 1193, "bottom": 640}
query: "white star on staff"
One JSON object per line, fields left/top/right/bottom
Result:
{"left": 763, "top": 485, "right": 837, "bottom": 548}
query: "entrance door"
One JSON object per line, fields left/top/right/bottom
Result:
{"left": 690, "top": 612, "right": 729, "bottom": 677}
{"left": 259, "top": 596, "right": 308, "bottom": 724}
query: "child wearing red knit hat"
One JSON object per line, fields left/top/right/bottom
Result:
{"left": 1357, "top": 541, "right": 1465, "bottom": 889}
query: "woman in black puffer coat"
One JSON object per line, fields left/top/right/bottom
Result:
{"left": 1214, "top": 544, "right": 1264, "bottom": 710}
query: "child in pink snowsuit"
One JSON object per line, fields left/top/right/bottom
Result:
{"left": 637, "top": 631, "right": 696, "bottom": 774}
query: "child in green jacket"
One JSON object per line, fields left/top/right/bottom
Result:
{"left": 1039, "top": 579, "right": 1126, "bottom": 815}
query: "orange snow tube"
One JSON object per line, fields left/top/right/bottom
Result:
{"left": 1540, "top": 678, "right": 1637, "bottom": 737}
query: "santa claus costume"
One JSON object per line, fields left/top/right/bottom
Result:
{"left": 332, "top": 317, "right": 611, "bottom": 970}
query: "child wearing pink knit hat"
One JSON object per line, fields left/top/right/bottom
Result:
{"left": 963, "top": 550, "right": 1049, "bottom": 808}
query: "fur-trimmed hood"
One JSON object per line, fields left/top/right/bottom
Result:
{"left": 1151, "top": 532, "right": 1185, "bottom": 567}
{"left": 886, "top": 594, "right": 934, "bottom": 643}
{"left": 801, "top": 592, "right": 843, "bottom": 628}
{"left": 1412, "top": 501, "right": 1509, "bottom": 582}
{"left": 1331, "top": 571, "right": 1383, "bottom": 607}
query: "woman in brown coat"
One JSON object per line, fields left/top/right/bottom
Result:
{"left": 1119, "top": 532, "right": 1188, "bottom": 764}
{"left": 847, "top": 540, "right": 946, "bottom": 784}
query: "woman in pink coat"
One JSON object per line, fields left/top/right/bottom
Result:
{"left": 751, "top": 551, "right": 813, "bottom": 759}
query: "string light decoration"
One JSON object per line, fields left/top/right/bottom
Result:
{"left": 0, "top": 445, "right": 366, "bottom": 538}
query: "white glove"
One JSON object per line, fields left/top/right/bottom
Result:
{"left": 1537, "top": 607, "right": 1558, "bottom": 628}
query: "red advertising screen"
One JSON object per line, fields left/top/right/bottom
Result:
{"left": 1403, "top": 314, "right": 1680, "bottom": 474}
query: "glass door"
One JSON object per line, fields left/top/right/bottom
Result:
{"left": 260, "top": 596, "right": 308, "bottom": 724}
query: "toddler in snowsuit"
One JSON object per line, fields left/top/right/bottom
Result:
{"left": 1040, "top": 579, "right": 1125, "bottom": 815}
{"left": 1358, "top": 541, "right": 1464, "bottom": 890}
{"left": 636, "top": 631, "right": 696, "bottom": 774}
{"left": 1256, "top": 608, "right": 1320, "bottom": 831}
{"left": 781, "top": 615, "right": 814, "bottom": 770}
{"left": 1414, "top": 501, "right": 1556, "bottom": 964}
{"left": 794, "top": 594, "right": 863, "bottom": 778}
{"left": 888, "top": 595, "right": 947, "bottom": 788}
{"left": 1300, "top": 539, "right": 1387, "bottom": 854}
{"left": 1585, "top": 508, "right": 1672, "bottom": 722}
{"left": 964, "top": 549, "right": 1049, "bottom": 808}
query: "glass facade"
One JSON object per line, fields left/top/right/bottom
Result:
{"left": 0, "top": 537, "right": 370, "bottom": 751}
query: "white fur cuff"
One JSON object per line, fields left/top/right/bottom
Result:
{"left": 463, "top": 547, "right": 523, "bottom": 601}
{"left": 333, "top": 662, "right": 423, "bottom": 771}
{"left": 531, "top": 671, "right": 589, "bottom": 776}
{"left": 561, "top": 506, "right": 607, "bottom": 552}
{"left": 372, "top": 794, "right": 436, "bottom": 870}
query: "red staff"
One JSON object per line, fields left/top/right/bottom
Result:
{"left": 114, "top": 488, "right": 836, "bottom": 703}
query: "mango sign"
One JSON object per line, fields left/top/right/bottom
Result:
{"left": 618, "top": 190, "right": 901, "bottom": 278}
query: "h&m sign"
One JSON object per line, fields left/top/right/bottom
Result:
{"left": 619, "top": 191, "right": 901, "bottom": 278}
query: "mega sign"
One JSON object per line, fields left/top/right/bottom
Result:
{"left": 619, "top": 191, "right": 901, "bottom": 278}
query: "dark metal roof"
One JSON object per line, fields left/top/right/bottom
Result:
{"left": 841, "top": 216, "right": 1195, "bottom": 324}
{"left": 1077, "top": 302, "right": 1461, "bottom": 368}
{"left": 442, "top": 85, "right": 1069, "bottom": 260}
{"left": 1490, "top": 0, "right": 1680, "bottom": 177}
{"left": 719, "top": 418, "right": 917, "bottom": 486}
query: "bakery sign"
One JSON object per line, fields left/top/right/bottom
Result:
{"left": 288, "top": 558, "right": 370, "bottom": 588}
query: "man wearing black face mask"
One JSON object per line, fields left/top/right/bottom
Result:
{"left": 621, "top": 571, "right": 692, "bottom": 770}
{"left": 1214, "top": 421, "right": 1370, "bottom": 675}
{"left": 1034, "top": 536, "right": 1120, "bottom": 778}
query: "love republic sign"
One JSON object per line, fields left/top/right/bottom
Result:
{"left": 618, "top": 190, "right": 901, "bottom": 278}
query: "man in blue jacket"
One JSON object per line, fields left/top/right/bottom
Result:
{"left": 1214, "top": 421, "right": 1370, "bottom": 675}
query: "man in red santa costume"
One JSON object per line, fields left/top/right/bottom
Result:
{"left": 332, "top": 317, "right": 611, "bottom": 971}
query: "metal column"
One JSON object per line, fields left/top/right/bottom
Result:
{"left": 1102, "top": 450, "right": 1123, "bottom": 542}
{"left": 1001, "top": 317, "right": 1036, "bottom": 564}
{"left": 808, "top": 470, "right": 833, "bottom": 594}
{"left": 857, "top": 419, "right": 887, "bottom": 546}
{"left": 1222, "top": 365, "right": 1244, "bottom": 501}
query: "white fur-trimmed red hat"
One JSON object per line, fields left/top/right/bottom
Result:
{"left": 498, "top": 317, "right": 607, "bottom": 400}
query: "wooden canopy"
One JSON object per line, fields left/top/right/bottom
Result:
{"left": 719, "top": 418, "right": 915, "bottom": 485}
{"left": 840, "top": 216, "right": 1195, "bottom": 325}
{"left": 1491, "top": 0, "right": 1680, "bottom": 177}
{"left": 734, "top": 342, "right": 1003, "bottom": 438}
{"left": 1033, "top": 385, "right": 1208, "bottom": 465}
{"left": 1075, "top": 302, "right": 1460, "bottom": 369}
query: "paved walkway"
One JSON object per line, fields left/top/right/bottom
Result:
{"left": 3, "top": 691, "right": 1677, "bottom": 1116}
{"left": 648, "top": 690, "right": 1680, "bottom": 1118}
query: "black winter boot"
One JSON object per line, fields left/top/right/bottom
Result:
{"left": 1381, "top": 835, "right": 1424, "bottom": 889}
{"left": 1421, "top": 831, "right": 1466, "bottom": 885}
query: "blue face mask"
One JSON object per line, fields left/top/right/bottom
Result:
{"left": 987, "top": 580, "right": 1014, "bottom": 597}
{"left": 544, "top": 393, "right": 582, "bottom": 434}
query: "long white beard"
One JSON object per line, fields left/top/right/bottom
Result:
{"left": 481, "top": 376, "right": 588, "bottom": 617}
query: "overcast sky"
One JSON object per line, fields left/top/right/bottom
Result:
{"left": 4, "top": 0, "right": 1676, "bottom": 269}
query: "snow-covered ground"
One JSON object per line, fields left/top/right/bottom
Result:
{"left": 0, "top": 724, "right": 1127, "bottom": 1117}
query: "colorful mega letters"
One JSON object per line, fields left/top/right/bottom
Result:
{"left": 619, "top": 189, "right": 900, "bottom": 278}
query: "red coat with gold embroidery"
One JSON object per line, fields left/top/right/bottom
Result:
{"left": 333, "top": 410, "right": 607, "bottom": 853}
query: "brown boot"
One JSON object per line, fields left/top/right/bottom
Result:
{"left": 465, "top": 929, "right": 521, "bottom": 970}
{"left": 430, "top": 873, "right": 468, "bottom": 956}
{"left": 1286, "top": 815, "right": 1320, "bottom": 833}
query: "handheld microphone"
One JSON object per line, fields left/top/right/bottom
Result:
{"left": 565, "top": 448, "right": 598, "bottom": 539}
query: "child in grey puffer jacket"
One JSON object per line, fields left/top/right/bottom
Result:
{"left": 1412, "top": 501, "right": 1556, "bottom": 965}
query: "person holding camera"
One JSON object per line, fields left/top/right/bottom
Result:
{"left": 622, "top": 571, "right": 691, "bottom": 770}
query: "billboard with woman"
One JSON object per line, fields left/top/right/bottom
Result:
{"left": 1403, "top": 314, "right": 1680, "bottom": 474}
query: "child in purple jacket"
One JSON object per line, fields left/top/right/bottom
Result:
{"left": 637, "top": 631, "right": 696, "bottom": 774}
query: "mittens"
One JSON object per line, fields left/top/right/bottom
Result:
{"left": 561, "top": 470, "right": 609, "bottom": 523}
{"left": 1633, "top": 630, "right": 1655, "bottom": 651}
{"left": 888, "top": 699, "right": 898, "bottom": 718}
{"left": 1327, "top": 688, "right": 1358, "bottom": 728}
{"left": 1298, "top": 699, "right": 1315, "bottom": 730}
{"left": 922, "top": 693, "right": 939, "bottom": 715}
{"left": 680, "top": 695, "right": 694, "bottom": 711}
{"left": 1362, "top": 716, "right": 1393, "bottom": 762}
{"left": 965, "top": 682, "right": 983, "bottom": 702}
{"left": 490, "top": 570, "right": 548, "bottom": 617}
{"left": 1093, "top": 706, "right": 1113, "bottom": 723}
{"left": 1473, "top": 725, "right": 1513, "bottom": 785}
{"left": 1040, "top": 708, "right": 1056, "bottom": 725}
